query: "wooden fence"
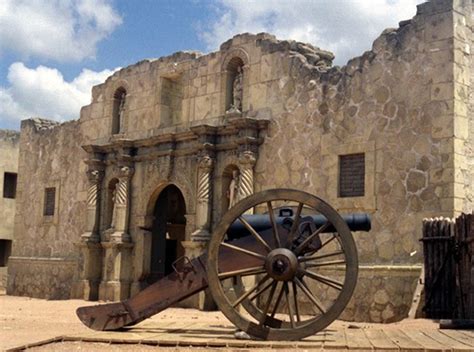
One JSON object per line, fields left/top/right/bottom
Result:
{"left": 422, "top": 212, "right": 473, "bottom": 319}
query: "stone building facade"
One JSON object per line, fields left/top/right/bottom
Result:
{"left": 0, "top": 129, "right": 20, "bottom": 289}
{"left": 7, "top": 0, "right": 473, "bottom": 322}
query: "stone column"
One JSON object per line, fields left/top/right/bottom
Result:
{"left": 76, "top": 169, "right": 103, "bottom": 300}
{"left": 99, "top": 165, "right": 134, "bottom": 301}
{"left": 238, "top": 150, "right": 256, "bottom": 201}
{"left": 110, "top": 166, "right": 134, "bottom": 240}
{"left": 192, "top": 155, "right": 213, "bottom": 241}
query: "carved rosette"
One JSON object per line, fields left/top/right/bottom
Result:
{"left": 197, "top": 155, "right": 213, "bottom": 204}
{"left": 238, "top": 151, "right": 256, "bottom": 200}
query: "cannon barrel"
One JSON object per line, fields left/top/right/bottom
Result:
{"left": 227, "top": 213, "right": 371, "bottom": 239}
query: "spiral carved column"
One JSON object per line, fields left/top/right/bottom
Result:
{"left": 77, "top": 168, "right": 103, "bottom": 301}
{"left": 99, "top": 165, "right": 134, "bottom": 301}
{"left": 111, "top": 166, "right": 134, "bottom": 239}
{"left": 192, "top": 155, "right": 214, "bottom": 242}
{"left": 238, "top": 151, "right": 256, "bottom": 201}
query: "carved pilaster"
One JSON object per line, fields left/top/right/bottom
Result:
{"left": 77, "top": 163, "right": 104, "bottom": 300}
{"left": 110, "top": 165, "right": 134, "bottom": 241}
{"left": 84, "top": 169, "right": 103, "bottom": 241}
{"left": 238, "top": 150, "right": 256, "bottom": 200}
{"left": 192, "top": 155, "right": 214, "bottom": 241}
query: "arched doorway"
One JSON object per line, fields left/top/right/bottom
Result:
{"left": 148, "top": 185, "right": 186, "bottom": 284}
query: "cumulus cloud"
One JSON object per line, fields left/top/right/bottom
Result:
{"left": 0, "top": 63, "right": 117, "bottom": 129}
{"left": 200, "top": 0, "right": 423, "bottom": 65}
{"left": 0, "top": 0, "right": 122, "bottom": 61}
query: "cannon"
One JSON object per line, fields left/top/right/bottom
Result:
{"left": 77, "top": 189, "right": 371, "bottom": 340}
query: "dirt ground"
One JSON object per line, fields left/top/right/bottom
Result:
{"left": 0, "top": 291, "right": 440, "bottom": 351}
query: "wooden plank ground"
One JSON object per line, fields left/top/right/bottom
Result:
{"left": 384, "top": 328, "right": 426, "bottom": 351}
{"left": 364, "top": 329, "right": 399, "bottom": 350}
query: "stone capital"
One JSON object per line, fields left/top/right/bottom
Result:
{"left": 86, "top": 169, "right": 103, "bottom": 183}
{"left": 198, "top": 154, "right": 214, "bottom": 172}
{"left": 117, "top": 165, "right": 135, "bottom": 179}
{"left": 238, "top": 150, "right": 257, "bottom": 168}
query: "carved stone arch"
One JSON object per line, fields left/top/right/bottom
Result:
{"left": 221, "top": 48, "right": 250, "bottom": 114}
{"left": 221, "top": 48, "right": 250, "bottom": 71}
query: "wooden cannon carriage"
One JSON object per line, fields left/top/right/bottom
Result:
{"left": 77, "top": 189, "right": 371, "bottom": 340}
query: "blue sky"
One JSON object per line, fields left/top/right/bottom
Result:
{"left": 0, "top": 0, "right": 423, "bottom": 131}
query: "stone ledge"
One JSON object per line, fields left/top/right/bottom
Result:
{"left": 8, "top": 256, "right": 77, "bottom": 265}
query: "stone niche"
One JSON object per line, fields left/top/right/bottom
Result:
{"left": 160, "top": 75, "right": 183, "bottom": 127}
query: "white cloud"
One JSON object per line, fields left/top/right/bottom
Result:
{"left": 0, "top": 0, "right": 122, "bottom": 62}
{"left": 200, "top": 0, "right": 424, "bottom": 65}
{"left": 0, "top": 62, "right": 117, "bottom": 128}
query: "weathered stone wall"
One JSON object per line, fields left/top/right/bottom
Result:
{"left": 8, "top": 0, "right": 472, "bottom": 322}
{"left": 7, "top": 119, "right": 87, "bottom": 298}
{"left": 0, "top": 129, "right": 20, "bottom": 242}
{"left": 0, "top": 129, "right": 19, "bottom": 290}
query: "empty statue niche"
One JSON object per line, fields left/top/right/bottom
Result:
{"left": 159, "top": 76, "right": 183, "bottom": 127}
{"left": 225, "top": 57, "right": 244, "bottom": 113}
{"left": 104, "top": 178, "right": 119, "bottom": 230}
{"left": 112, "top": 87, "right": 127, "bottom": 135}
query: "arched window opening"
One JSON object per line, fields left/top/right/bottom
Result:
{"left": 112, "top": 87, "right": 126, "bottom": 134}
{"left": 225, "top": 58, "right": 244, "bottom": 113}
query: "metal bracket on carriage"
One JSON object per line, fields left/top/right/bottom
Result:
{"left": 172, "top": 255, "right": 197, "bottom": 282}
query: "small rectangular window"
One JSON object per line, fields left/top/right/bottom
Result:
{"left": 339, "top": 154, "right": 365, "bottom": 197}
{"left": 3, "top": 172, "right": 17, "bottom": 199}
{"left": 43, "top": 187, "right": 56, "bottom": 216}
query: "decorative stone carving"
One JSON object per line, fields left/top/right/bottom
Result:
{"left": 193, "top": 155, "right": 214, "bottom": 241}
{"left": 238, "top": 151, "right": 256, "bottom": 201}
{"left": 110, "top": 165, "right": 134, "bottom": 237}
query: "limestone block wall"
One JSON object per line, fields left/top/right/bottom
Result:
{"left": 249, "top": 0, "right": 472, "bottom": 321}
{"left": 7, "top": 119, "right": 87, "bottom": 299}
{"left": 0, "top": 129, "right": 20, "bottom": 242}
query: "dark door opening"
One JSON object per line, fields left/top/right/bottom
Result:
{"left": 148, "top": 185, "right": 186, "bottom": 284}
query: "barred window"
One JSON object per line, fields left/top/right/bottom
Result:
{"left": 43, "top": 187, "right": 56, "bottom": 216}
{"left": 3, "top": 172, "right": 17, "bottom": 199}
{"left": 339, "top": 154, "right": 365, "bottom": 197}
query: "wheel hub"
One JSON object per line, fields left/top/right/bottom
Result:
{"left": 265, "top": 248, "right": 298, "bottom": 281}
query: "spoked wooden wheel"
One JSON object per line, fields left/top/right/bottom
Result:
{"left": 207, "top": 189, "right": 358, "bottom": 340}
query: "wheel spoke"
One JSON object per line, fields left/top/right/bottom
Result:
{"left": 320, "top": 233, "right": 338, "bottom": 250}
{"left": 299, "top": 250, "right": 344, "bottom": 263}
{"left": 231, "top": 274, "right": 270, "bottom": 308}
{"left": 295, "top": 222, "right": 330, "bottom": 255}
{"left": 292, "top": 280, "right": 301, "bottom": 322}
{"left": 306, "top": 259, "right": 346, "bottom": 268}
{"left": 248, "top": 279, "right": 274, "bottom": 302}
{"left": 284, "top": 282, "right": 296, "bottom": 328}
{"left": 267, "top": 201, "right": 281, "bottom": 248}
{"left": 295, "top": 277, "right": 326, "bottom": 314}
{"left": 301, "top": 269, "right": 344, "bottom": 291}
{"left": 270, "top": 283, "right": 285, "bottom": 318}
{"left": 221, "top": 242, "right": 266, "bottom": 260}
{"left": 286, "top": 202, "right": 304, "bottom": 248}
{"left": 259, "top": 281, "right": 278, "bottom": 325}
{"left": 218, "top": 266, "right": 266, "bottom": 280}
{"left": 238, "top": 216, "right": 272, "bottom": 252}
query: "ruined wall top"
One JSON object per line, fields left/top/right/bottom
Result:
{"left": 0, "top": 129, "right": 20, "bottom": 145}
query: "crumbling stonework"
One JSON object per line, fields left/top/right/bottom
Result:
{"left": 7, "top": 0, "right": 473, "bottom": 322}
